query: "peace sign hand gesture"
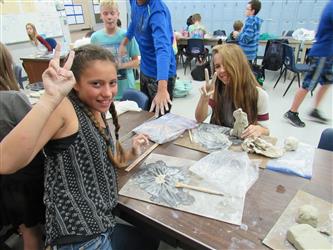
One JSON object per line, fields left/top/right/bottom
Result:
{"left": 199, "top": 68, "right": 217, "bottom": 97}
{"left": 42, "top": 44, "right": 75, "bottom": 103}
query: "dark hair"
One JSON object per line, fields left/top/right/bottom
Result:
{"left": 117, "top": 19, "right": 121, "bottom": 27}
{"left": 186, "top": 15, "right": 193, "bottom": 27}
{"left": 71, "top": 44, "right": 115, "bottom": 82}
{"left": 70, "top": 44, "right": 134, "bottom": 168}
{"left": 85, "top": 30, "right": 95, "bottom": 38}
{"left": 249, "top": 0, "right": 261, "bottom": 15}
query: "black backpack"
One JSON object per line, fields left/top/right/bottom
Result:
{"left": 191, "top": 61, "right": 212, "bottom": 81}
{"left": 262, "top": 39, "right": 287, "bottom": 71}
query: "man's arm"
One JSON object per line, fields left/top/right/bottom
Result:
{"left": 149, "top": 11, "right": 173, "bottom": 116}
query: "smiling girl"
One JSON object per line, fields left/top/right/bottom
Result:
{"left": 195, "top": 44, "right": 269, "bottom": 139}
{"left": 0, "top": 44, "right": 158, "bottom": 249}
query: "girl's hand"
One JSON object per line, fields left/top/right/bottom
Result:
{"left": 199, "top": 69, "right": 217, "bottom": 97}
{"left": 42, "top": 44, "right": 75, "bottom": 101}
{"left": 132, "top": 134, "right": 150, "bottom": 155}
{"left": 241, "top": 125, "right": 264, "bottom": 139}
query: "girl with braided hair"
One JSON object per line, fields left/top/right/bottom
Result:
{"left": 0, "top": 44, "right": 158, "bottom": 249}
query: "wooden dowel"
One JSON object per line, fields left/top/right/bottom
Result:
{"left": 188, "top": 129, "right": 193, "bottom": 143}
{"left": 175, "top": 182, "right": 224, "bottom": 196}
{"left": 125, "top": 143, "right": 159, "bottom": 172}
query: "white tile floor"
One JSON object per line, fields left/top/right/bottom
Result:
{"left": 5, "top": 66, "right": 332, "bottom": 250}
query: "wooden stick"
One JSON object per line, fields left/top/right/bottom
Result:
{"left": 125, "top": 143, "right": 159, "bottom": 172}
{"left": 175, "top": 182, "right": 224, "bottom": 196}
{"left": 188, "top": 129, "right": 193, "bottom": 143}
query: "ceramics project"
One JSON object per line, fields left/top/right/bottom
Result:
{"left": 191, "top": 123, "right": 232, "bottom": 151}
{"left": 287, "top": 224, "right": 331, "bottom": 250}
{"left": 242, "top": 137, "right": 284, "bottom": 158}
{"left": 284, "top": 137, "right": 299, "bottom": 151}
{"left": 296, "top": 205, "right": 319, "bottom": 228}
{"left": 230, "top": 108, "right": 248, "bottom": 138}
{"left": 120, "top": 153, "right": 247, "bottom": 225}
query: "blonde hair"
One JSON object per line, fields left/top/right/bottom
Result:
{"left": 211, "top": 44, "right": 259, "bottom": 125}
{"left": 0, "top": 42, "right": 19, "bottom": 91}
{"left": 191, "top": 13, "right": 201, "bottom": 23}
{"left": 26, "top": 23, "right": 38, "bottom": 45}
{"left": 100, "top": 0, "right": 118, "bottom": 11}
{"left": 233, "top": 20, "right": 243, "bottom": 32}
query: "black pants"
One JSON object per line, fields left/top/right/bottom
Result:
{"left": 140, "top": 72, "right": 176, "bottom": 115}
{"left": 110, "top": 224, "right": 159, "bottom": 250}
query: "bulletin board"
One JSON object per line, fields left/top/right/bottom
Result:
{"left": 1, "top": 0, "right": 63, "bottom": 44}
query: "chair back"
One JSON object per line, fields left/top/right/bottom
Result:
{"left": 283, "top": 44, "right": 296, "bottom": 71}
{"left": 283, "top": 30, "right": 294, "bottom": 37}
{"left": 318, "top": 128, "right": 333, "bottom": 151}
{"left": 45, "top": 37, "right": 57, "bottom": 49}
{"left": 121, "top": 89, "right": 149, "bottom": 110}
{"left": 213, "top": 30, "right": 226, "bottom": 37}
{"left": 14, "top": 65, "right": 24, "bottom": 89}
{"left": 186, "top": 38, "right": 205, "bottom": 55}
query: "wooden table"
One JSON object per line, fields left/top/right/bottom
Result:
{"left": 177, "top": 37, "right": 222, "bottom": 47}
{"left": 110, "top": 111, "right": 332, "bottom": 250}
{"left": 20, "top": 55, "right": 65, "bottom": 84}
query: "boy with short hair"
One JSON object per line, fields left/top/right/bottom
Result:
{"left": 91, "top": 0, "right": 140, "bottom": 100}
{"left": 234, "top": 0, "right": 263, "bottom": 62}
{"left": 227, "top": 20, "right": 243, "bottom": 42}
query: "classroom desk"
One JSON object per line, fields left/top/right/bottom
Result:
{"left": 20, "top": 55, "right": 65, "bottom": 84}
{"left": 259, "top": 39, "right": 313, "bottom": 64}
{"left": 109, "top": 111, "right": 332, "bottom": 250}
{"left": 177, "top": 37, "right": 222, "bottom": 47}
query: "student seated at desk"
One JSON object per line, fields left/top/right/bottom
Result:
{"left": 0, "top": 44, "right": 158, "bottom": 250}
{"left": 188, "top": 13, "right": 207, "bottom": 38}
{"left": 195, "top": 44, "right": 270, "bottom": 139}
{"left": 26, "top": 23, "right": 52, "bottom": 53}
{"left": 0, "top": 42, "right": 45, "bottom": 250}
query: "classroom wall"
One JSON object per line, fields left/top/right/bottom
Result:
{"left": 165, "top": 0, "right": 327, "bottom": 36}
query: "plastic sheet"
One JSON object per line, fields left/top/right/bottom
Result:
{"left": 267, "top": 143, "right": 315, "bottom": 179}
{"left": 133, "top": 113, "right": 198, "bottom": 144}
{"left": 189, "top": 150, "right": 259, "bottom": 197}
{"left": 191, "top": 123, "right": 232, "bottom": 152}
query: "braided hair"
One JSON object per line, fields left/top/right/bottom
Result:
{"left": 70, "top": 44, "right": 136, "bottom": 168}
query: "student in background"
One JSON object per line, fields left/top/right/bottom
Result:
{"left": 119, "top": 0, "right": 176, "bottom": 117}
{"left": 284, "top": 0, "right": 333, "bottom": 127}
{"left": 234, "top": 0, "right": 263, "bottom": 62}
{"left": 188, "top": 13, "right": 207, "bottom": 38}
{"left": 91, "top": 0, "right": 140, "bottom": 100}
{"left": 227, "top": 20, "right": 243, "bottom": 43}
{"left": 0, "top": 44, "right": 158, "bottom": 249}
{"left": 25, "top": 23, "right": 52, "bottom": 53}
{"left": 0, "top": 42, "right": 45, "bottom": 250}
{"left": 195, "top": 44, "right": 269, "bottom": 139}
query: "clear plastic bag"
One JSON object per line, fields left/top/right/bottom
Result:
{"left": 189, "top": 150, "right": 259, "bottom": 197}
{"left": 133, "top": 113, "right": 198, "bottom": 144}
{"left": 267, "top": 143, "right": 315, "bottom": 179}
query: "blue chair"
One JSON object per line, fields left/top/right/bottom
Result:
{"left": 14, "top": 65, "right": 24, "bottom": 89}
{"left": 121, "top": 89, "right": 149, "bottom": 111}
{"left": 318, "top": 128, "right": 333, "bottom": 151}
{"left": 273, "top": 44, "right": 310, "bottom": 97}
{"left": 45, "top": 37, "right": 57, "bottom": 49}
{"left": 183, "top": 38, "right": 207, "bottom": 74}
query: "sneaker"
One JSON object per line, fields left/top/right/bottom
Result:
{"left": 309, "top": 109, "right": 328, "bottom": 124}
{"left": 284, "top": 111, "right": 306, "bottom": 127}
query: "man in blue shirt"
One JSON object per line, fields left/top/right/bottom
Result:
{"left": 234, "top": 0, "right": 263, "bottom": 62}
{"left": 119, "top": 0, "right": 176, "bottom": 117}
{"left": 284, "top": 0, "right": 333, "bottom": 127}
